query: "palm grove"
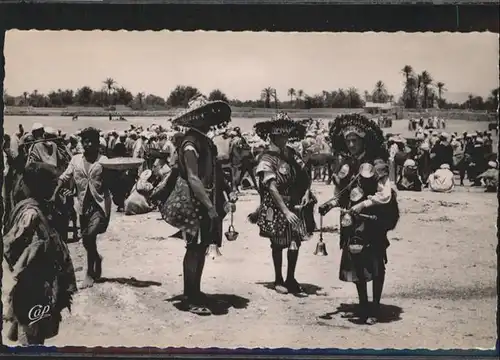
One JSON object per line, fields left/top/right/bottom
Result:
{"left": 4, "top": 68, "right": 499, "bottom": 112}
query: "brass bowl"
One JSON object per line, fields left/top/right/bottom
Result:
{"left": 225, "top": 225, "right": 239, "bottom": 241}
{"left": 348, "top": 244, "right": 364, "bottom": 254}
{"left": 348, "top": 236, "right": 365, "bottom": 254}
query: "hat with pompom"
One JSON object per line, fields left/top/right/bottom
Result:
{"left": 171, "top": 94, "right": 231, "bottom": 131}
{"left": 254, "top": 112, "right": 306, "bottom": 141}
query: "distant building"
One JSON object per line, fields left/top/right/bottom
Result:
{"left": 363, "top": 102, "right": 402, "bottom": 119}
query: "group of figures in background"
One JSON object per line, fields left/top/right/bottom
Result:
{"left": 2, "top": 94, "right": 498, "bottom": 345}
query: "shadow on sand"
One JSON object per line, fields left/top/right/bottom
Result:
{"left": 95, "top": 277, "right": 162, "bottom": 288}
{"left": 318, "top": 302, "right": 403, "bottom": 325}
{"left": 165, "top": 293, "right": 250, "bottom": 316}
{"left": 255, "top": 281, "right": 327, "bottom": 298}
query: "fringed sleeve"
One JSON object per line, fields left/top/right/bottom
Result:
{"left": 182, "top": 143, "right": 199, "bottom": 159}
{"left": 362, "top": 160, "right": 392, "bottom": 208}
{"left": 255, "top": 153, "right": 277, "bottom": 186}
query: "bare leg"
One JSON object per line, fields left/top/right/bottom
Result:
{"left": 372, "top": 272, "right": 385, "bottom": 318}
{"left": 70, "top": 208, "right": 79, "bottom": 242}
{"left": 355, "top": 280, "right": 369, "bottom": 316}
{"left": 183, "top": 245, "right": 198, "bottom": 298}
{"left": 81, "top": 236, "right": 98, "bottom": 288}
{"left": 193, "top": 244, "right": 208, "bottom": 299}
{"left": 183, "top": 242, "right": 211, "bottom": 315}
{"left": 272, "top": 247, "right": 287, "bottom": 294}
{"left": 285, "top": 249, "right": 303, "bottom": 293}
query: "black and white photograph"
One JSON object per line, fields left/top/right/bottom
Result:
{"left": 1, "top": 30, "right": 498, "bottom": 349}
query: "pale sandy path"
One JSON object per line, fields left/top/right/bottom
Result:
{"left": 3, "top": 183, "right": 497, "bottom": 349}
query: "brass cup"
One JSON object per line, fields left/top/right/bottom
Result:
{"left": 224, "top": 225, "right": 239, "bottom": 241}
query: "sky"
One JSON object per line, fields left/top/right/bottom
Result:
{"left": 4, "top": 30, "right": 499, "bottom": 103}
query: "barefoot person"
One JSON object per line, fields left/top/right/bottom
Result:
{"left": 3, "top": 162, "right": 77, "bottom": 345}
{"left": 251, "top": 112, "right": 311, "bottom": 294}
{"left": 51, "top": 127, "right": 112, "bottom": 289}
{"left": 159, "top": 95, "right": 235, "bottom": 315}
{"left": 319, "top": 114, "right": 399, "bottom": 325}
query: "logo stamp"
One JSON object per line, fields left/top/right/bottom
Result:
{"left": 28, "top": 305, "right": 51, "bottom": 326}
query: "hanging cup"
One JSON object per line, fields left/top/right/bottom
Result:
{"left": 225, "top": 225, "right": 239, "bottom": 241}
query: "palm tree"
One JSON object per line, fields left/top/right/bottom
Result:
{"left": 401, "top": 65, "right": 416, "bottom": 108}
{"left": 420, "top": 71, "right": 433, "bottom": 108}
{"left": 485, "top": 88, "right": 499, "bottom": 112}
{"left": 347, "top": 87, "right": 360, "bottom": 108}
{"left": 401, "top": 65, "right": 413, "bottom": 82}
{"left": 271, "top": 89, "right": 279, "bottom": 109}
{"left": 372, "top": 81, "right": 388, "bottom": 103}
{"left": 297, "top": 89, "right": 304, "bottom": 101}
{"left": 468, "top": 94, "right": 474, "bottom": 109}
{"left": 296, "top": 89, "right": 304, "bottom": 107}
{"left": 22, "top": 91, "right": 29, "bottom": 105}
{"left": 103, "top": 78, "right": 116, "bottom": 95}
{"left": 436, "top": 82, "right": 446, "bottom": 100}
{"left": 287, "top": 88, "right": 296, "bottom": 103}
{"left": 261, "top": 87, "right": 275, "bottom": 108}
{"left": 103, "top": 78, "right": 117, "bottom": 106}
{"left": 136, "top": 92, "right": 145, "bottom": 105}
{"left": 416, "top": 74, "right": 423, "bottom": 109}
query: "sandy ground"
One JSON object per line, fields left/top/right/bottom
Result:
{"left": 2, "top": 181, "right": 497, "bottom": 349}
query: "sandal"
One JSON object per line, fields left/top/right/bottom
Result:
{"left": 274, "top": 283, "right": 289, "bottom": 294}
{"left": 341, "top": 312, "right": 358, "bottom": 319}
{"left": 342, "top": 305, "right": 364, "bottom": 318}
{"left": 187, "top": 304, "right": 212, "bottom": 316}
{"left": 285, "top": 280, "right": 304, "bottom": 294}
{"left": 365, "top": 317, "right": 378, "bottom": 325}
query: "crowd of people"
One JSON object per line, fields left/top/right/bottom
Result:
{"left": 2, "top": 94, "right": 497, "bottom": 345}
{"left": 391, "top": 125, "right": 496, "bottom": 193}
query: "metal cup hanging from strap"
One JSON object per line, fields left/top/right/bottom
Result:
{"left": 225, "top": 209, "right": 239, "bottom": 241}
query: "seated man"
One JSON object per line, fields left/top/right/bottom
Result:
{"left": 397, "top": 159, "right": 423, "bottom": 192}
{"left": 124, "top": 169, "right": 155, "bottom": 215}
{"left": 428, "top": 163, "right": 455, "bottom": 193}
{"left": 477, "top": 161, "right": 498, "bottom": 193}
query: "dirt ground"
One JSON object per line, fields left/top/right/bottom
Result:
{"left": 2, "top": 181, "right": 497, "bottom": 349}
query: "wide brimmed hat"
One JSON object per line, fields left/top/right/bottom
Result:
{"left": 171, "top": 94, "right": 231, "bottom": 130}
{"left": 31, "top": 123, "right": 44, "bottom": 132}
{"left": 44, "top": 127, "right": 57, "bottom": 136}
{"left": 254, "top": 112, "right": 307, "bottom": 141}
{"left": 328, "top": 113, "right": 386, "bottom": 157}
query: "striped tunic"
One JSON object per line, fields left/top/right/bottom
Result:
{"left": 255, "top": 144, "right": 309, "bottom": 248}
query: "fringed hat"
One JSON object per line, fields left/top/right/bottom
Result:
{"left": 328, "top": 113, "right": 386, "bottom": 158}
{"left": 171, "top": 94, "right": 231, "bottom": 131}
{"left": 254, "top": 112, "right": 306, "bottom": 142}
